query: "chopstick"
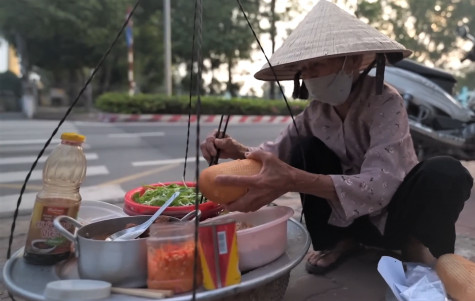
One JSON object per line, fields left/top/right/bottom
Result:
{"left": 111, "top": 287, "right": 173, "bottom": 298}
{"left": 210, "top": 114, "right": 231, "bottom": 166}
{"left": 200, "top": 114, "right": 230, "bottom": 204}
{"left": 210, "top": 114, "right": 225, "bottom": 166}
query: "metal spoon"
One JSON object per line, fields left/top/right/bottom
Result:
{"left": 180, "top": 209, "right": 201, "bottom": 222}
{"left": 106, "top": 191, "right": 180, "bottom": 241}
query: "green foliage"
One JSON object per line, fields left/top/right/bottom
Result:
{"left": 0, "top": 0, "right": 266, "bottom": 96}
{"left": 95, "top": 92, "right": 308, "bottom": 115}
{"left": 354, "top": 0, "right": 475, "bottom": 68}
{"left": 171, "top": 0, "right": 262, "bottom": 96}
{"left": 6, "top": 0, "right": 472, "bottom": 99}
{"left": 0, "top": 0, "right": 132, "bottom": 71}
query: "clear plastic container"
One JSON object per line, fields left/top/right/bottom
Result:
{"left": 203, "top": 206, "right": 294, "bottom": 271}
{"left": 146, "top": 222, "right": 202, "bottom": 293}
{"left": 24, "top": 132, "right": 87, "bottom": 265}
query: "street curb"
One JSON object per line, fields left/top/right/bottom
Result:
{"left": 98, "top": 113, "right": 293, "bottom": 124}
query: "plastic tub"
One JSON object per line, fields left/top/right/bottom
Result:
{"left": 123, "top": 181, "right": 222, "bottom": 220}
{"left": 204, "top": 206, "right": 294, "bottom": 271}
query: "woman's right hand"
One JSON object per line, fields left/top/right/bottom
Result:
{"left": 200, "top": 130, "right": 249, "bottom": 163}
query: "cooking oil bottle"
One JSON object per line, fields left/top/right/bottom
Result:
{"left": 24, "top": 132, "right": 87, "bottom": 265}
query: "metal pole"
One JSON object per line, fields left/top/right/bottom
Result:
{"left": 126, "top": 7, "right": 135, "bottom": 96}
{"left": 164, "top": 0, "right": 172, "bottom": 96}
{"left": 128, "top": 46, "right": 135, "bottom": 96}
{"left": 269, "top": 0, "right": 276, "bottom": 100}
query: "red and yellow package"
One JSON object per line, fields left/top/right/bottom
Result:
{"left": 198, "top": 220, "right": 241, "bottom": 289}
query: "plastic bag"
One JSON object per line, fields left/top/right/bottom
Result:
{"left": 378, "top": 256, "right": 448, "bottom": 301}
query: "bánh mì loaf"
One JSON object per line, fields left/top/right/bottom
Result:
{"left": 435, "top": 253, "right": 475, "bottom": 301}
{"left": 199, "top": 159, "right": 262, "bottom": 204}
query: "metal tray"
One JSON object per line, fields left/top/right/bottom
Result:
{"left": 3, "top": 218, "right": 310, "bottom": 301}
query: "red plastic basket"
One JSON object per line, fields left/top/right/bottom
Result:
{"left": 123, "top": 181, "right": 222, "bottom": 220}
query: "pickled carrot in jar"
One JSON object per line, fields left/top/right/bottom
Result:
{"left": 147, "top": 223, "right": 202, "bottom": 293}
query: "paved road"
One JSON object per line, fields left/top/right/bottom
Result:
{"left": 0, "top": 119, "right": 288, "bottom": 216}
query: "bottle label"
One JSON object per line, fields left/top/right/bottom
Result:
{"left": 25, "top": 198, "right": 79, "bottom": 257}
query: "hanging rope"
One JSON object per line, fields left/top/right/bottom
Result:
{"left": 236, "top": 0, "right": 300, "bottom": 137}
{"left": 191, "top": 0, "right": 203, "bottom": 299}
{"left": 182, "top": 0, "right": 199, "bottom": 183}
{"left": 6, "top": 0, "right": 142, "bottom": 261}
{"left": 236, "top": 0, "right": 307, "bottom": 222}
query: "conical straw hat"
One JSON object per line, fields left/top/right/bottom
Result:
{"left": 254, "top": 0, "right": 412, "bottom": 81}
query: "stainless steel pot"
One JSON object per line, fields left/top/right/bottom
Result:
{"left": 53, "top": 211, "right": 199, "bottom": 287}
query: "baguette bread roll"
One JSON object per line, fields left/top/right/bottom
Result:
{"left": 435, "top": 253, "right": 475, "bottom": 301}
{"left": 199, "top": 159, "right": 262, "bottom": 204}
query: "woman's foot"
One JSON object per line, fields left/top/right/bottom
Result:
{"left": 305, "top": 238, "right": 359, "bottom": 275}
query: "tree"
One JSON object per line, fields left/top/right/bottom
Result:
{"left": 171, "top": 0, "right": 263, "bottom": 96}
{"left": 262, "top": 0, "right": 303, "bottom": 99}
{"left": 0, "top": 0, "right": 135, "bottom": 102}
{"left": 0, "top": 0, "right": 281, "bottom": 99}
{"left": 354, "top": 0, "right": 475, "bottom": 70}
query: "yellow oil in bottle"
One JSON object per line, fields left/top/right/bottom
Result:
{"left": 24, "top": 133, "right": 86, "bottom": 265}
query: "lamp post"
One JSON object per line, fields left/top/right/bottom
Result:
{"left": 164, "top": 0, "right": 172, "bottom": 96}
{"left": 125, "top": 7, "right": 135, "bottom": 96}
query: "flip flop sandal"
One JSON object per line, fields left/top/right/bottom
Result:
{"left": 305, "top": 247, "right": 360, "bottom": 275}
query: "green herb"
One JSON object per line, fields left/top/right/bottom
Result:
{"left": 134, "top": 184, "right": 201, "bottom": 206}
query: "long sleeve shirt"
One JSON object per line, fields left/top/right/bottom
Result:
{"left": 252, "top": 76, "right": 418, "bottom": 233}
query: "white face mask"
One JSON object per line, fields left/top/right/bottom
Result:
{"left": 303, "top": 59, "right": 353, "bottom": 106}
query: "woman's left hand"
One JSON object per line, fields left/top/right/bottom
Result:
{"left": 215, "top": 150, "right": 295, "bottom": 212}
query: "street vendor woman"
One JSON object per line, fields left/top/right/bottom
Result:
{"left": 200, "top": 0, "right": 473, "bottom": 275}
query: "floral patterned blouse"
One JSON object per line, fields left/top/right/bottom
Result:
{"left": 254, "top": 76, "right": 418, "bottom": 234}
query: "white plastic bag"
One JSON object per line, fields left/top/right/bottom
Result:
{"left": 378, "top": 256, "right": 448, "bottom": 301}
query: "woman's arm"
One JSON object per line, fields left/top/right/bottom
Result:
{"left": 217, "top": 150, "right": 340, "bottom": 212}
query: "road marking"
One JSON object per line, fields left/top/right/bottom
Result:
{"left": 132, "top": 157, "right": 207, "bottom": 167}
{"left": 0, "top": 144, "right": 91, "bottom": 153}
{"left": 0, "top": 161, "right": 185, "bottom": 189}
{"left": 1, "top": 139, "right": 61, "bottom": 145}
{"left": 0, "top": 153, "right": 98, "bottom": 165}
{"left": 99, "top": 164, "right": 179, "bottom": 186}
{"left": 0, "top": 163, "right": 185, "bottom": 215}
{"left": 0, "top": 165, "right": 109, "bottom": 183}
{"left": 107, "top": 132, "right": 165, "bottom": 138}
{"left": 0, "top": 184, "right": 126, "bottom": 217}
{"left": 74, "top": 121, "right": 114, "bottom": 127}
{"left": 0, "top": 183, "right": 42, "bottom": 190}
